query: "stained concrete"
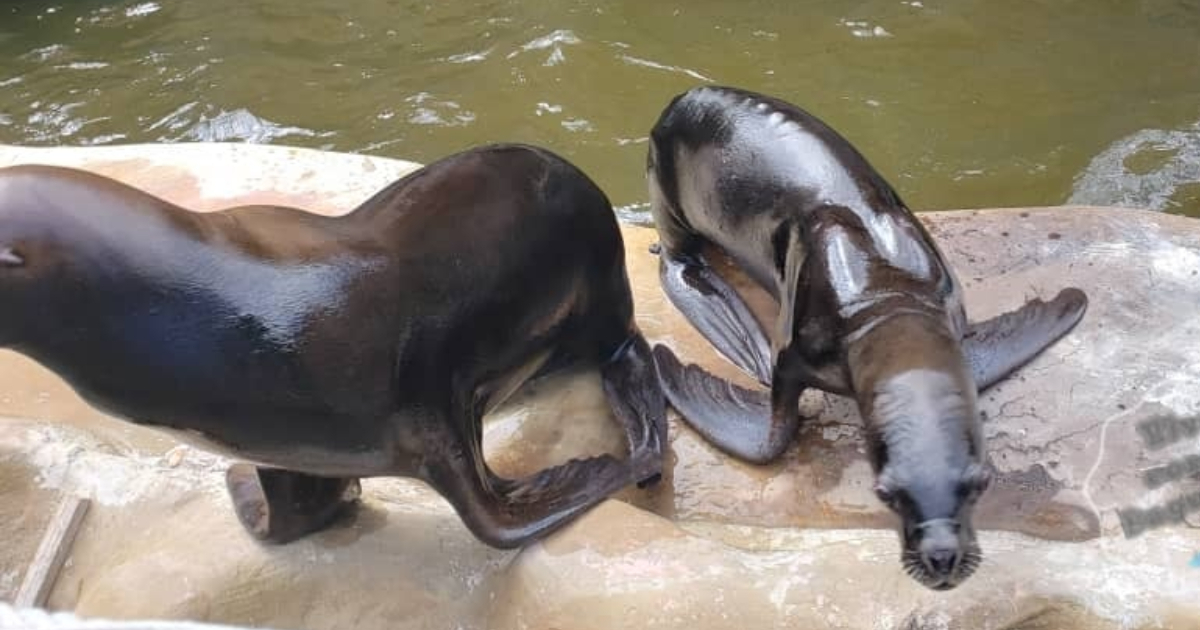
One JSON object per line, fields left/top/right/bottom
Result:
{"left": 1, "top": 143, "right": 1198, "bottom": 629}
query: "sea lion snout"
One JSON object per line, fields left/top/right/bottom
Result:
{"left": 924, "top": 547, "right": 957, "bottom": 577}
{"left": 916, "top": 519, "right": 964, "bottom": 587}
{"left": 882, "top": 459, "right": 989, "bottom": 590}
{"left": 903, "top": 515, "right": 982, "bottom": 591}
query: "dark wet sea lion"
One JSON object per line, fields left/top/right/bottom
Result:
{"left": 0, "top": 143, "right": 665, "bottom": 548}
{"left": 646, "top": 85, "right": 1087, "bottom": 590}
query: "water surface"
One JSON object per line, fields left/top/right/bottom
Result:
{"left": 2, "top": 0, "right": 1199, "bottom": 219}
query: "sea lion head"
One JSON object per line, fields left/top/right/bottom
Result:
{"left": 0, "top": 166, "right": 90, "bottom": 345}
{"left": 849, "top": 314, "right": 991, "bottom": 590}
{"left": 874, "top": 453, "right": 991, "bottom": 590}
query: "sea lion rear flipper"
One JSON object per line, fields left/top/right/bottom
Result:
{"left": 963, "top": 287, "right": 1088, "bottom": 389}
{"left": 424, "top": 397, "right": 639, "bottom": 548}
{"left": 652, "top": 344, "right": 800, "bottom": 464}
{"left": 601, "top": 335, "right": 667, "bottom": 487}
{"left": 428, "top": 448, "right": 633, "bottom": 548}
{"left": 659, "top": 254, "right": 773, "bottom": 385}
{"left": 225, "top": 464, "right": 361, "bottom": 544}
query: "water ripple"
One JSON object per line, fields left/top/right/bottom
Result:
{"left": 1069, "top": 122, "right": 1200, "bottom": 213}
{"left": 25, "top": 102, "right": 104, "bottom": 142}
{"left": 618, "top": 55, "right": 712, "bottom": 82}
{"left": 176, "top": 109, "right": 332, "bottom": 144}
{"left": 53, "top": 62, "right": 110, "bottom": 70}
{"left": 561, "top": 118, "right": 593, "bottom": 133}
{"left": 508, "top": 29, "right": 580, "bottom": 66}
{"left": 614, "top": 202, "right": 653, "bottom": 226}
{"left": 404, "top": 92, "right": 475, "bottom": 127}
{"left": 838, "top": 19, "right": 893, "bottom": 38}
{"left": 442, "top": 48, "right": 493, "bottom": 64}
{"left": 21, "top": 45, "right": 67, "bottom": 62}
{"left": 146, "top": 101, "right": 200, "bottom": 133}
{"left": 518, "top": 29, "right": 581, "bottom": 52}
{"left": 125, "top": 2, "right": 162, "bottom": 18}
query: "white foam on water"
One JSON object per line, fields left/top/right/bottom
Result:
{"left": 618, "top": 54, "right": 713, "bottom": 82}
{"left": 444, "top": 48, "right": 492, "bottom": 64}
{"left": 542, "top": 48, "right": 564, "bottom": 66}
{"left": 403, "top": 92, "right": 476, "bottom": 127}
{"left": 613, "top": 201, "right": 651, "bottom": 226}
{"left": 179, "top": 108, "right": 330, "bottom": 144}
{"left": 507, "top": 29, "right": 581, "bottom": 66}
{"left": 838, "top": 19, "right": 893, "bottom": 38}
{"left": 24, "top": 101, "right": 99, "bottom": 142}
{"left": 54, "top": 62, "right": 110, "bottom": 70}
{"left": 1069, "top": 121, "right": 1200, "bottom": 212}
{"left": 147, "top": 101, "right": 199, "bottom": 133}
{"left": 21, "top": 44, "right": 67, "bottom": 62}
{"left": 125, "top": 2, "right": 161, "bottom": 18}
{"left": 518, "top": 29, "right": 581, "bottom": 52}
{"left": 561, "top": 118, "right": 592, "bottom": 132}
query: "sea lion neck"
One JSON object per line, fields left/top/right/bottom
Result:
{"left": 1, "top": 165, "right": 362, "bottom": 265}
{"left": 0, "top": 166, "right": 202, "bottom": 348}
{"left": 846, "top": 313, "right": 982, "bottom": 472}
{"left": 0, "top": 164, "right": 214, "bottom": 241}
{"left": 0, "top": 166, "right": 388, "bottom": 360}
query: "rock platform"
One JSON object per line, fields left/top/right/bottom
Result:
{"left": 1, "top": 142, "right": 1198, "bottom": 630}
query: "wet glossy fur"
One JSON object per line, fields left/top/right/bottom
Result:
{"left": 647, "top": 86, "right": 1087, "bottom": 590}
{"left": 0, "top": 144, "right": 666, "bottom": 548}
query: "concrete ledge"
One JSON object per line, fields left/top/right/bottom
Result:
{"left": 1, "top": 143, "right": 1198, "bottom": 630}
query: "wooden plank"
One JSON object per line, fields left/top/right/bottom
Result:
{"left": 14, "top": 496, "right": 90, "bottom": 609}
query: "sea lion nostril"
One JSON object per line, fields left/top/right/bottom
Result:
{"left": 925, "top": 548, "right": 958, "bottom": 576}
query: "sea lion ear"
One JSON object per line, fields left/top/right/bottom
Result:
{"left": 0, "top": 247, "right": 24, "bottom": 268}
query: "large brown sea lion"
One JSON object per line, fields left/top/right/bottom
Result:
{"left": 0, "top": 144, "right": 665, "bottom": 548}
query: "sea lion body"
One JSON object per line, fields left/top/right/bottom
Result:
{"left": 647, "top": 86, "right": 1086, "bottom": 589}
{"left": 0, "top": 144, "right": 665, "bottom": 547}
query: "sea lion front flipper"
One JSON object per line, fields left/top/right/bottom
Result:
{"left": 652, "top": 344, "right": 802, "bottom": 464}
{"left": 225, "top": 464, "right": 361, "bottom": 544}
{"left": 963, "top": 287, "right": 1088, "bottom": 389}
{"left": 600, "top": 334, "right": 667, "bottom": 487}
{"left": 659, "top": 254, "right": 773, "bottom": 385}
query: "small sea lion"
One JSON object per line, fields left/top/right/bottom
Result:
{"left": 646, "top": 86, "right": 1087, "bottom": 589}
{"left": 0, "top": 144, "right": 665, "bottom": 548}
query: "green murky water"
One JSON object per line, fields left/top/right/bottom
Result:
{"left": 2, "top": 0, "right": 1199, "bottom": 220}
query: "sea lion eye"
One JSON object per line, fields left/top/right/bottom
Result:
{"left": 874, "top": 481, "right": 898, "bottom": 506}
{"left": 960, "top": 464, "right": 993, "bottom": 500}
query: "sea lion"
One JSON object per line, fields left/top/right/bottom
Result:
{"left": 646, "top": 86, "right": 1087, "bottom": 590}
{"left": 0, "top": 143, "right": 666, "bottom": 548}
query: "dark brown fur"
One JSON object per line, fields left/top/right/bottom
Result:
{"left": 0, "top": 144, "right": 666, "bottom": 548}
